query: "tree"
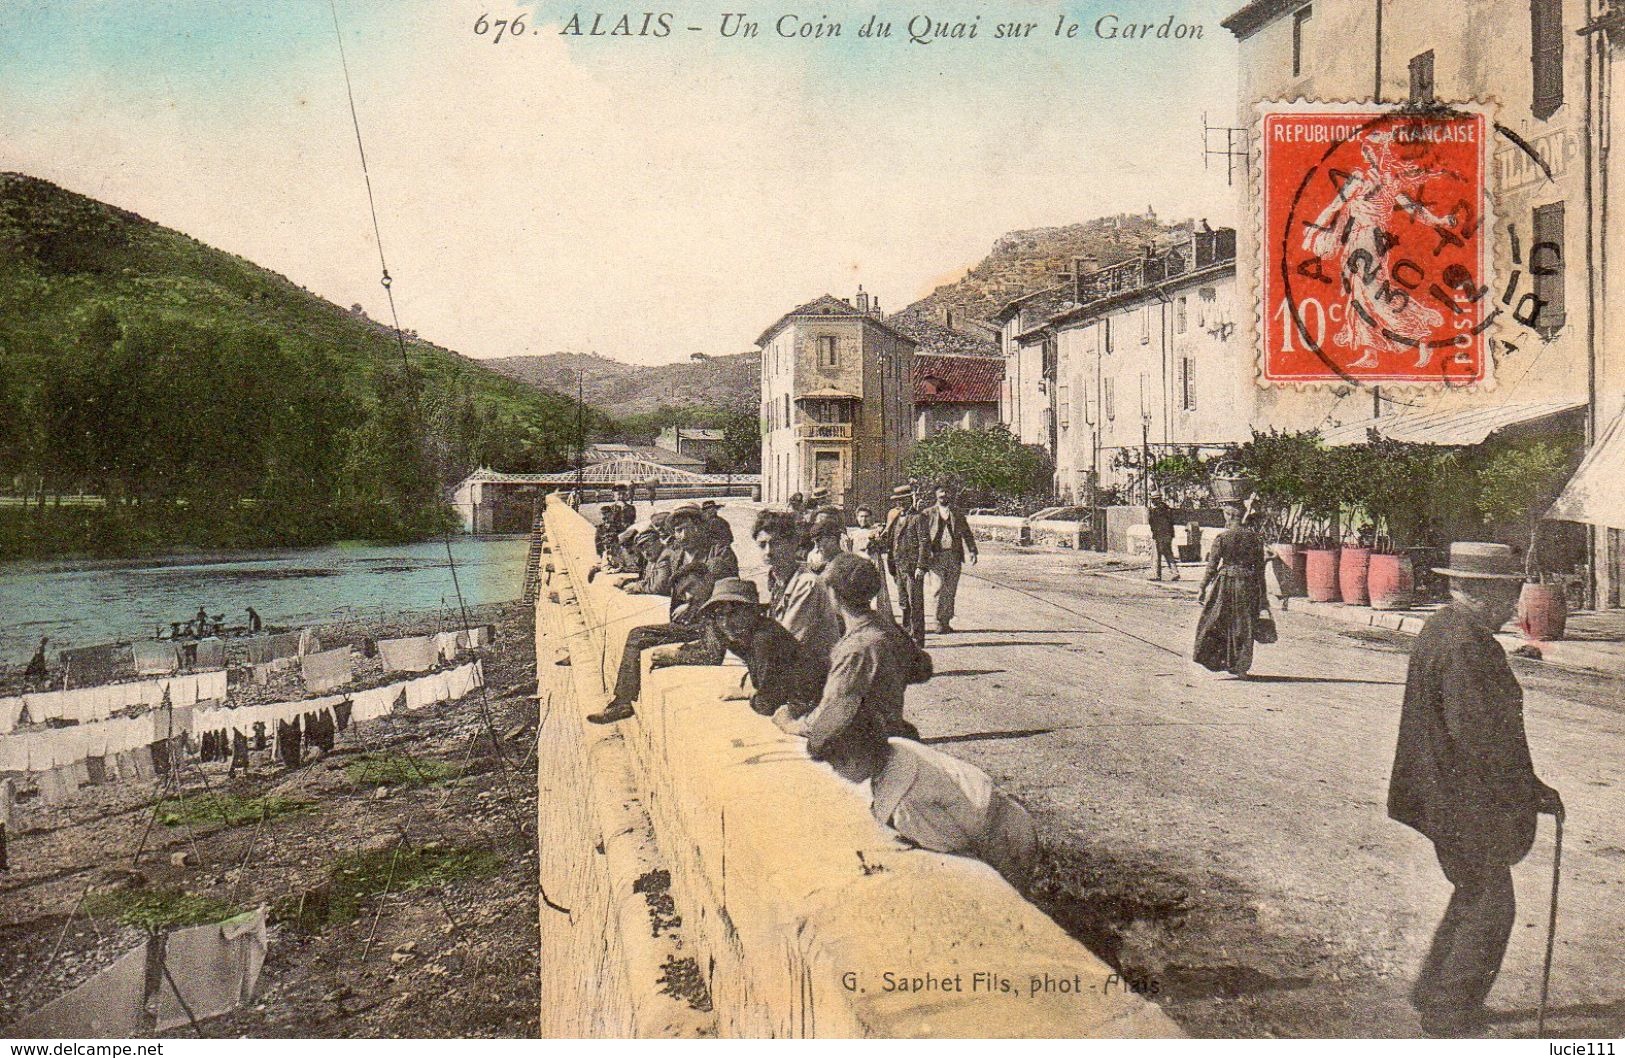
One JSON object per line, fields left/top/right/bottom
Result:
{"left": 711, "top": 403, "right": 762, "bottom": 474}
{"left": 1476, "top": 440, "right": 1573, "bottom": 578}
{"left": 907, "top": 427, "right": 1052, "bottom": 504}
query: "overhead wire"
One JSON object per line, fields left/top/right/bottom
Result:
{"left": 325, "top": 0, "right": 563, "bottom": 913}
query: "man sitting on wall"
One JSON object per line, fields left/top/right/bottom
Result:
{"left": 671, "top": 503, "right": 739, "bottom": 580}
{"left": 625, "top": 513, "right": 678, "bottom": 595}
{"left": 587, "top": 563, "right": 721, "bottom": 725}
{"left": 772, "top": 554, "right": 927, "bottom": 781}
{"left": 762, "top": 510, "right": 844, "bottom": 689}
{"left": 696, "top": 577, "right": 824, "bottom": 717}
{"left": 772, "top": 555, "right": 1035, "bottom": 888}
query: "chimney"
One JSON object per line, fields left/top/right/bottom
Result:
{"left": 944, "top": 307, "right": 955, "bottom": 330}
{"left": 855, "top": 285, "right": 870, "bottom": 314}
{"left": 872, "top": 297, "right": 882, "bottom": 317}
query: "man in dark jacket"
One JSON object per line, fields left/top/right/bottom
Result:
{"left": 922, "top": 484, "right": 977, "bottom": 634}
{"left": 885, "top": 486, "right": 929, "bottom": 645}
{"left": 1388, "top": 542, "right": 1563, "bottom": 1036}
{"left": 696, "top": 578, "right": 824, "bottom": 717}
{"left": 1148, "top": 494, "right": 1180, "bottom": 581}
{"left": 608, "top": 483, "right": 638, "bottom": 533}
{"left": 700, "top": 500, "right": 734, "bottom": 548}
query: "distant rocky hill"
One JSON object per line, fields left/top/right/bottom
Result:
{"left": 900, "top": 211, "right": 1193, "bottom": 328}
{"left": 489, "top": 212, "right": 1197, "bottom": 420}
{"left": 484, "top": 350, "right": 761, "bottom": 419}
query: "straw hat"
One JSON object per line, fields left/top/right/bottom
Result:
{"left": 890, "top": 485, "right": 914, "bottom": 499}
{"left": 1432, "top": 542, "right": 1525, "bottom": 580}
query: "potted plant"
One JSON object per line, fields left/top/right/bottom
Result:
{"left": 1476, "top": 441, "right": 1573, "bottom": 640}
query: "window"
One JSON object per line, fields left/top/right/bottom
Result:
{"left": 1059, "top": 384, "right": 1071, "bottom": 429}
{"left": 1531, "top": 0, "right": 1563, "bottom": 120}
{"left": 1532, "top": 201, "right": 1566, "bottom": 336}
{"left": 1181, "top": 357, "right": 1197, "bottom": 411}
{"left": 1175, "top": 296, "right": 1188, "bottom": 334}
{"left": 783, "top": 394, "right": 791, "bottom": 429}
{"left": 1409, "top": 50, "right": 1435, "bottom": 104}
{"left": 1104, "top": 317, "right": 1114, "bottom": 353}
{"left": 817, "top": 335, "right": 839, "bottom": 368}
{"left": 1140, "top": 305, "right": 1151, "bottom": 344}
{"left": 1103, "top": 377, "right": 1116, "bottom": 421}
{"left": 1292, "top": 6, "right": 1312, "bottom": 78}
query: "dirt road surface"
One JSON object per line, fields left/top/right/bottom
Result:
{"left": 706, "top": 503, "right": 1625, "bottom": 1039}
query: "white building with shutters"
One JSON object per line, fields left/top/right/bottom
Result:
{"left": 1222, "top": 0, "right": 1592, "bottom": 439}
{"left": 1037, "top": 228, "right": 1245, "bottom": 501}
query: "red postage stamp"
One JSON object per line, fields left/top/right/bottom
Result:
{"left": 1259, "top": 104, "right": 1492, "bottom": 386}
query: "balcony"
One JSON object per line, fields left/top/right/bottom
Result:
{"left": 798, "top": 423, "right": 853, "bottom": 441}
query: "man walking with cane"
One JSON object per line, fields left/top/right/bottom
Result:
{"left": 1388, "top": 542, "right": 1564, "bottom": 1037}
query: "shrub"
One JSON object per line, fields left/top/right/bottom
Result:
{"left": 907, "top": 427, "right": 1053, "bottom": 505}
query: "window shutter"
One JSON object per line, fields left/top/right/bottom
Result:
{"left": 1531, "top": 0, "right": 1563, "bottom": 120}
{"left": 1532, "top": 201, "right": 1566, "bottom": 336}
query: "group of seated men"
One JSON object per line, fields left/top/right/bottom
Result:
{"left": 577, "top": 493, "right": 1035, "bottom": 888}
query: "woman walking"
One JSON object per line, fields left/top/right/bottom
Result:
{"left": 1194, "top": 504, "right": 1271, "bottom": 676}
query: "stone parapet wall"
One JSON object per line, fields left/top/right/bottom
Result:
{"left": 541, "top": 502, "right": 1180, "bottom": 1038}
{"left": 967, "top": 514, "right": 1031, "bottom": 545}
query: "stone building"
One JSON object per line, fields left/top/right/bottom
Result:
{"left": 757, "top": 290, "right": 915, "bottom": 513}
{"left": 1018, "top": 228, "right": 1244, "bottom": 501}
{"left": 912, "top": 353, "right": 1005, "bottom": 439}
{"left": 1224, "top": 0, "right": 1609, "bottom": 600}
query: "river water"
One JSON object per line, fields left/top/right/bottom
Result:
{"left": 0, "top": 537, "right": 529, "bottom": 665}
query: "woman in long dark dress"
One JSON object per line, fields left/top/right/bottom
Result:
{"left": 1194, "top": 504, "right": 1269, "bottom": 676}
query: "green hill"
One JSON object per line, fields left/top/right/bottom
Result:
{"left": 0, "top": 172, "right": 598, "bottom": 558}
{"left": 485, "top": 349, "right": 762, "bottom": 422}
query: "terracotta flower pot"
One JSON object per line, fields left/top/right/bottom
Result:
{"left": 1305, "top": 548, "right": 1341, "bottom": 603}
{"left": 1518, "top": 582, "right": 1567, "bottom": 641}
{"left": 1367, "top": 553, "right": 1414, "bottom": 611}
{"left": 1339, "top": 546, "right": 1372, "bottom": 606}
{"left": 1271, "top": 543, "right": 1305, "bottom": 598}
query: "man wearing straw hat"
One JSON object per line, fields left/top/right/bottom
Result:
{"left": 695, "top": 577, "right": 823, "bottom": 717}
{"left": 1388, "top": 542, "right": 1564, "bottom": 1036}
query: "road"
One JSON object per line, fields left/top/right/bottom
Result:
{"left": 637, "top": 501, "right": 1625, "bottom": 1038}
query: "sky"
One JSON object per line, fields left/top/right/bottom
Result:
{"left": 0, "top": 0, "right": 1242, "bottom": 365}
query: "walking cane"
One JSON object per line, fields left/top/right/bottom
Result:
{"left": 1536, "top": 807, "right": 1564, "bottom": 1037}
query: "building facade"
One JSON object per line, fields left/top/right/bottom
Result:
{"left": 757, "top": 291, "right": 915, "bottom": 513}
{"left": 653, "top": 427, "right": 724, "bottom": 466}
{"left": 912, "top": 353, "right": 1004, "bottom": 439}
{"left": 1037, "top": 230, "right": 1244, "bottom": 500}
{"left": 994, "top": 286, "right": 1076, "bottom": 454}
{"left": 1225, "top": 0, "right": 1612, "bottom": 599}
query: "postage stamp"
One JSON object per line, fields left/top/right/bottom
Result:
{"left": 1258, "top": 102, "right": 1494, "bottom": 387}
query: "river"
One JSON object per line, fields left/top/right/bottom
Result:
{"left": 0, "top": 536, "right": 529, "bottom": 665}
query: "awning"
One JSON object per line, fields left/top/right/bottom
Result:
{"left": 1547, "top": 406, "right": 1625, "bottom": 528}
{"left": 1320, "top": 398, "right": 1584, "bottom": 446}
{"left": 797, "top": 388, "right": 861, "bottom": 401}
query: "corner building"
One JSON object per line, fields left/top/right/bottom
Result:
{"left": 757, "top": 291, "right": 915, "bottom": 514}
